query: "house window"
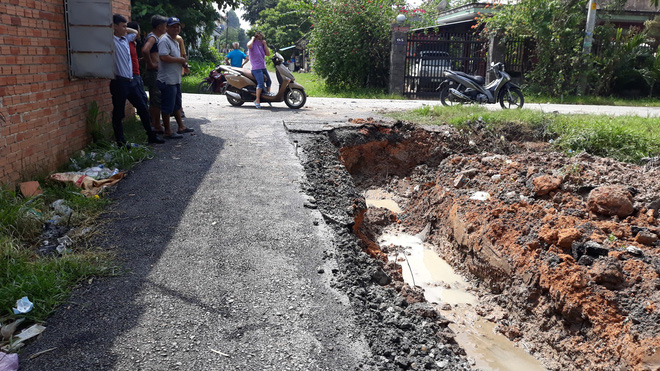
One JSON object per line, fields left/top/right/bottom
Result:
{"left": 65, "top": 0, "right": 114, "bottom": 79}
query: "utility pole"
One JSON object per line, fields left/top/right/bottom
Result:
{"left": 579, "top": 0, "right": 597, "bottom": 94}
{"left": 582, "top": 0, "right": 597, "bottom": 55}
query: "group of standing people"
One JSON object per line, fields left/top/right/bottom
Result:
{"left": 111, "top": 13, "right": 277, "bottom": 146}
{"left": 111, "top": 14, "right": 194, "bottom": 147}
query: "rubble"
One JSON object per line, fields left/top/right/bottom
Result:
{"left": 298, "top": 121, "right": 660, "bottom": 370}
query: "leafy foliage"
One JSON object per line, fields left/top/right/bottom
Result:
{"left": 256, "top": 0, "right": 312, "bottom": 53}
{"left": 219, "top": 10, "right": 249, "bottom": 51}
{"left": 479, "top": 0, "right": 588, "bottom": 96}
{"left": 130, "top": 0, "right": 239, "bottom": 51}
{"left": 241, "top": 0, "right": 278, "bottom": 25}
{"left": 309, "top": 0, "right": 405, "bottom": 89}
{"left": 227, "top": 9, "right": 241, "bottom": 28}
{"left": 479, "top": 0, "right": 660, "bottom": 97}
{"left": 190, "top": 34, "right": 224, "bottom": 64}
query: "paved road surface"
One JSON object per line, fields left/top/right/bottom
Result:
{"left": 19, "top": 93, "right": 657, "bottom": 370}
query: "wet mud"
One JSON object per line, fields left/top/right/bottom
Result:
{"left": 292, "top": 120, "right": 660, "bottom": 370}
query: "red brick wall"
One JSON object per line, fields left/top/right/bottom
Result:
{"left": 0, "top": 0, "right": 131, "bottom": 185}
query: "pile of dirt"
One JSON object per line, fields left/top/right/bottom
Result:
{"left": 332, "top": 121, "right": 659, "bottom": 370}
{"left": 293, "top": 131, "right": 471, "bottom": 370}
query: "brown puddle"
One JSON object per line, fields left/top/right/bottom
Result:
{"left": 363, "top": 189, "right": 403, "bottom": 214}
{"left": 370, "top": 194, "right": 547, "bottom": 371}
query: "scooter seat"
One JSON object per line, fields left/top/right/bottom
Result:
{"left": 225, "top": 66, "right": 254, "bottom": 81}
{"left": 454, "top": 71, "right": 485, "bottom": 85}
{"left": 227, "top": 66, "right": 271, "bottom": 86}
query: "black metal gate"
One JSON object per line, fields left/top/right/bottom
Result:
{"left": 404, "top": 31, "right": 487, "bottom": 99}
{"left": 504, "top": 37, "right": 534, "bottom": 79}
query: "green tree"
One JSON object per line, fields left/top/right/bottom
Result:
{"left": 227, "top": 9, "right": 241, "bottom": 28}
{"left": 218, "top": 10, "right": 248, "bottom": 51}
{"left": 256, "top": 0, "right": 312, "bottom": 51}
{"left": 241, "top": 0, "right": 278, "bottom": 25}
{"left": 479, "top": 0, "right": 655, "bottom": 96}
{"left": 478, "top": 0, "right": 589, "bottom": 96}
{"left": 309, "top": 0, "right": 405, "bottom": 89}
{"left": 131, "top": 0, "right": 239, "bottom": 50}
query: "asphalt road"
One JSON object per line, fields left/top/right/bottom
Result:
{"left": 18, "top": 93, "right": 658, "bottom": 370}
{"left": 20, "top": 95, "right": 391, "bottom": 371}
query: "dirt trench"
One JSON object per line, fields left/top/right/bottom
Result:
{"left": 293, "top": 120, "right": 660, "bottom": 370}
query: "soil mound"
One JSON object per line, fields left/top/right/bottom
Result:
{"left": 338, "top": 122, "right": 660, "bottom": 370}
{"left": 296, "top": 122, "right": 660, "bottom": 370}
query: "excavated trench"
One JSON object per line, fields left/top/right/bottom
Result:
{"left": 290, "top": 120, "right": 660, "bottom": 370}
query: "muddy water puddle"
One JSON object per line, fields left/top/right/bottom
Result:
{"left": 363, "top": 189, "right": 403, "bottom": 213}
{"left": 367, "top": 193, "right": 546, "bottom": 371}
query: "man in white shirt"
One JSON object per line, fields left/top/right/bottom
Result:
{"left": 111, "top": 14, "right": 163, "bottom": 146}
{"left": 157, "top": 17, "right": 193, "bottom": 139}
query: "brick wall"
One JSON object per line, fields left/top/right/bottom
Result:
{"left": 0, "top": 0, "right": 131, "bottom": 185}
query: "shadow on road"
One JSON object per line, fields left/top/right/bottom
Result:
{"left": 19, "top": 117, "right": 224, "bottom": 369}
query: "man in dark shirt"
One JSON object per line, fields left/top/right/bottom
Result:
{"left": 141, "top": 15, "right": 167, "bottom": 134}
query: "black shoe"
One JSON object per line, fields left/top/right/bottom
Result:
{"left": 148, "top": 135, "right": 165, "bottom": 144}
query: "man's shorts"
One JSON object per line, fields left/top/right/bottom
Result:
{"left": 143, "top": 69, "right": 161, "bottom": 108}
{"left": 158, "top": 81, "right": 181, "bottom": 115}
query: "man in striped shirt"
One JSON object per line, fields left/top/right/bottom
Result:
{"left": 111, "top": 14, "right": 163, "bottom": 146}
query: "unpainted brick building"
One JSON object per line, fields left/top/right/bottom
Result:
{"left": 0, "top": 0, "right": 131, "bottom": 185}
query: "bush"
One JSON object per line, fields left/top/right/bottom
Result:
{"left": 189, "top": 35, "right": 224, "bottom": 65}
{"left": 310, "top": 0, "right": 404, "bottom": 89}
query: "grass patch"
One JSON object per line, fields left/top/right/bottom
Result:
{"left": 182, "top": 60, "right": 216, "bottom": 94}
{"left": 0, "top": 184, "right": 114, "bottom": 323}
{"left": 1, "top": 235, "right": 113, "bottom": 321}
{"left": 0, "top": 109, "right": 151, "bottom": 326}
{"left": 390, "top": 105, "right": 660, "bottom": 163}
{"left": 524, "top": 93, "right": 660, "bottom": 107}
{"left": 291, "top": 72, "right": 404, "bottom": 99}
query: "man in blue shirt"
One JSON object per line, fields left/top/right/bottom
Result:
{"left": 225, "top": 42, "right": 249, "bottom": 67}
{"left": 111, "top": 14, "right": 163, "bottom": 146}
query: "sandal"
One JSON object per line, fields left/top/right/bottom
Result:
{"left": 254, "top": 102, "right": 261, "bottom": 109}
{"left": 177, "top": 127, "right": 194, "bottom": 134}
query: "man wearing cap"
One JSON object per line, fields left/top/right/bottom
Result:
{"left": 111, "top": 14, "right": 163, "bottom": 146}
{"left": 157, "top": 16, "right": 193, "bottom": 139}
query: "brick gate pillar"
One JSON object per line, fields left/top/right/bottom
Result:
{"left": 389, "top": 24, "right": 409, "bottom": 95}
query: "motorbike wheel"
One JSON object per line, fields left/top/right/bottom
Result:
{"left": 226, "top": 89, "right": 244, "bottom": 106}
{"left": 439, "top": 84, "right": 463, "bottom": 107}
{"left": 498, "top": 87, "right": 524, "bottom": 109}
{"left": 284, "top": 88, "right": 306, "bottom": 109}
{"left": 197, "top": 81, "right": 213, "bottom": 94}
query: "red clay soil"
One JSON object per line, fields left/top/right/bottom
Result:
{"left": 345, "top": 123, "right": 660, "bottom": 371}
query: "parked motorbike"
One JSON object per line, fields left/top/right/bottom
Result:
{"left": 438, "top": 62, "right": 524, "bottom": 109}
{"left": 197, "top": 65, "right": 227, "bottom": 94}
{"left": 219, "top": 52, "right": 306, "bottom": 109}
